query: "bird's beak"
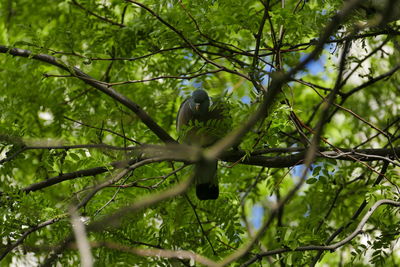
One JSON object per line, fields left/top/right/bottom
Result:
{"left": 195, "top": 103, "right": 200, "bottom": 111}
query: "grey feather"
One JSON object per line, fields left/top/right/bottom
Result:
{"left": 176, "top": 90, "right": 228, "bottom": 200}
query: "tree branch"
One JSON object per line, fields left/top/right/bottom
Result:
{"left": 18, "top": 146, "right": 399, "bottom": 194}
{"left": 0, "top": 45, "right": 175, "bottom": 143}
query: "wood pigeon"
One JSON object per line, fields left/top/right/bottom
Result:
{"left": 176, "top": 89, "right": 230, "bottom": 200}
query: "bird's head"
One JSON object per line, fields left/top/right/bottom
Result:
{"left": 189, "top": 90, "right": 210, "bottom": 115}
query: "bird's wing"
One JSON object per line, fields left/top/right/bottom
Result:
{"left": 176, "top": 98, "right": 192, "bottom": 132}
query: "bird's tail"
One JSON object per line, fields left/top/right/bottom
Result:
{"left": 194, "top": 159, "right": 219, "bottom": 200}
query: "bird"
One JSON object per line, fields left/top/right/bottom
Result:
{"left": 176, "top": 89, "right": 229, "bottom": 200}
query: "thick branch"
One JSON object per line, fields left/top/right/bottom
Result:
{"left": 19, "top": 146, "right": 398, "bottom": 194}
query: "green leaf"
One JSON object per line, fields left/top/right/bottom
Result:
{"left": 306, "top": 177, "right": 318, "bottom": 184}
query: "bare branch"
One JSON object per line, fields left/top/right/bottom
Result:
{"left": 305, "top": 81, "right": 391, "bottom": 141}
{"left": 320, "top": 63, "right": 400, "bottom": 128}
{"left": 22, "top": 158, "right": 140, "bottom": 194}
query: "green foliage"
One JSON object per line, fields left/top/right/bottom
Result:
{"left": 0, "top": 0, "right": 399, "bottom": 266}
